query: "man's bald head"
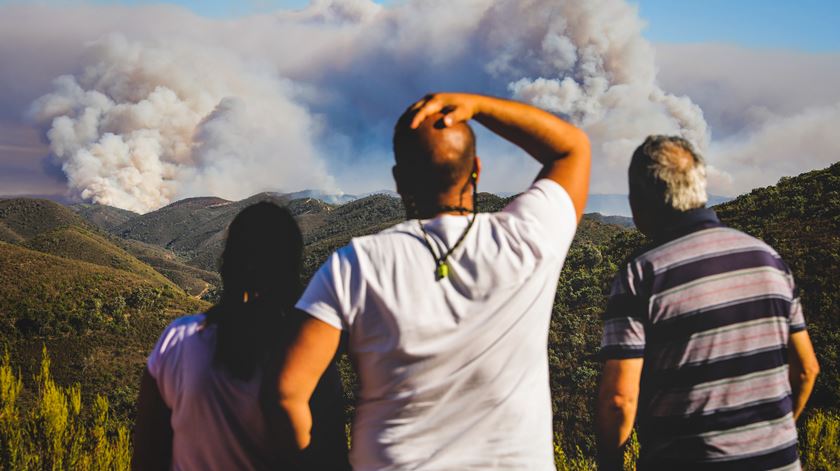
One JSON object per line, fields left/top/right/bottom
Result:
{"left": 393, "top": 112, "right": 477, "bottom": 197}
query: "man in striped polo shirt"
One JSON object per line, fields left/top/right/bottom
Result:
{"left": 595, "top": 135, "right": 820, "bottom": 470}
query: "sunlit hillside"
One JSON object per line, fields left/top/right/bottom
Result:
{"left": 1, "top": 163, "right": 839, "bottom": 469}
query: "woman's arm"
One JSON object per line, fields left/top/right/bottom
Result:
{"left": 131, "top": 368, "right": 173, "bottom": 470}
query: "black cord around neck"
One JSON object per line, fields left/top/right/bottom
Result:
{"left": 417, "top": 173, "right": 478, "bottom": 281}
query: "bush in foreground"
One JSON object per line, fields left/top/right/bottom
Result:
{"left": 801, "top": 408, "right": 840, "bottom": 470}
{"left": 0, "top": 347, "right": 130, "bottom": 470}
{"left": 1, "top": 347, "right": 837, "bottom": 469}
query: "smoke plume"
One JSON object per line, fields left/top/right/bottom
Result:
{"left": 11, "top": 0, "right": 830, "bottom": 211}
{"left": 29, "top": 34, "right": 331, "bottom": 212}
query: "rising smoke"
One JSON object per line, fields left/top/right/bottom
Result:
{"left": 26, "top": 0, "right": 713, "bottom": 213}
{"left": 29, "top": 34, "right": 331, "bottom": 213}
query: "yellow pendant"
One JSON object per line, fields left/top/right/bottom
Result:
{"left": 436, "top": 262, "right": 449, "bottom": 279}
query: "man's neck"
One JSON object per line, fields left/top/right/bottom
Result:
{"left": 407, "top": 191, "right": 475, "bottom": 219}
{"left": 648, "top": 207, "right": 719, "bottom": 242}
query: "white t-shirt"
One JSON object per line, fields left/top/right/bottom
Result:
{"left": 297, "top": 179, "right": 578, "bottom": 471}
{"left": 147, "top": 314, "right": 281, "bottom": 470}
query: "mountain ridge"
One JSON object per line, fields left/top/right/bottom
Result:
{"left": 0, "top": 161, "right": 837, "bottom": 463}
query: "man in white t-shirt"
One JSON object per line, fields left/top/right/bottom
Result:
{"left": 277, "top": 93, "right": 591, "bottom": 470}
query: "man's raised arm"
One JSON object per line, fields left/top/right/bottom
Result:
{"left": 409, "top": 93, "right": 591, "bottom": 221}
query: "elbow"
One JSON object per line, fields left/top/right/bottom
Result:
{"left": 579, "top": 128, "right": 591, "bottom": 149}
{"left": 596, "top": 392, "right": 638, "bottom": 447}
{"left": 803, "top": 358, "right": 820, "bottom": 381}
{"left": 792, "top": 357, "right": 820, "bottom": 386}
{"left": 608, "top": 394, "right": 637, "bottom": 414}
{"left": 574, "top": 128, "right": 591, "bottom": 159}
{"left": 277, "top": 397, "right": 313, "bottom": 450}
{"left": 598, "top": 392, "right": 638, "bottom": 419}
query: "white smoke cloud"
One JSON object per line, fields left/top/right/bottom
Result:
{"left": 654, "top": 43, "right": 840, "bottom": 194}
{"left": 29, "top": 33, "right": 332, "bottom": 212}
{"left": 3, "top": 0, "right": 837, "bottom": 211}
{"left": 281, "top": 0, "right": 712, "bottom": 193}
{"left": 710, "top": 102, "right": 840, "bottom": 194}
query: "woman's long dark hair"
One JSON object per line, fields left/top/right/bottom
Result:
{"left": 205, "top": 201, "right": 303, "bottom": 380}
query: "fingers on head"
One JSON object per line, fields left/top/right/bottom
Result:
{"left": 409, "top": 94, "right": 435, "bottom": 113}
{"left": 406, "top": 93, "right": 464, "bottom": 129}
{"left": 420, "top": 93, "right": 435, "bottom": 107}
{"left": 399, "top": 98, "right": 428, "bottom": 130}
{"left": 411, "top": 106, "right": 438, "bottom": 129}
{"left": 412, "top": 99, "right": 454, "bottom": 129}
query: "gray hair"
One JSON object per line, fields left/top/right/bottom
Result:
{"left": 629, "top": 135, "right": 708, "bottom": 211}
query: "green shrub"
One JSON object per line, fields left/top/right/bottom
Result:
{"left": 552, "top": 430, "right": 638, "bottom": 471}
{"left": 554, "top": 435, "right": 596, "bottom": 471}
{"left": 0, "top": 347, "right": 131, "bottom": 470}
{"left": 801, "top": 409, "right": 840, "bottom": 470}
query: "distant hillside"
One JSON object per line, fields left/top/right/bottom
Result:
{"left": 584, "top": 193, "right": 731, "bottom": 217}
{"left": 0, "top": 198, "right": 90, "bottom": 241}
{"left": 69, "top": 203, "right": 220, "bottom": 296}
{"left": 0, "top": 198, "right": 215, "bottom": 296}
{"left": 585, "top": 213, "right": 634, "bottom": 228}
{"left": 285, "top": 189, "right": 358, "bottom": 205}
{"left": 111, "top": 196, "right": 238, "bottom": 249}
{"left": 0, "top": 220, "right": 23, "bottom": 244}
{"left": 0, "top": 193, "right": 75, "bottom": 205}
{"left": 0, "top": 241, "right": 197, "bottom": 336}
{"left": 0, "top": 240, "right": 207, "bottom": 414}
{"left": 111, "top": 192, "right": 405, "bottom": 274}
{"left": 286, "top": 189, "right": 401, "bottom": 205}
{"left": 7, "top": 163, "right": 837, "bottom": 464}
{"left": 70, "top": 203, "right": 139, "bottom": 231}
{"left": 25, "top": 226, "right": 176, "bottom": 289}
{"left": 115, "top": 238, "right": 220, "bottom": 297}
{"left": 1, "top": 199, "right": 169, "bottom": 287}
{"left": 715, "top": 162, "right": 840, "bottom": 408}
{"left": 111, "top": 193, "right": 292, "bottom": 270}
{"left": 304, "top": 194, "right": 403, "bottom": 244}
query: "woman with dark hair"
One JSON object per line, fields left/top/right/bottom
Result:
{"left": 132, "top": 202, "right": 349, "bottom": 470}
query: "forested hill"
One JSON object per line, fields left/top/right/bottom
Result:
{"left": 0, "top": 162, "right": 838, "bottom": 467}
{"left": 0, "top": 199, "right": 207, "bottom": 422}
{"left": 716, "top": 161, "right": 840, "bottom": 408}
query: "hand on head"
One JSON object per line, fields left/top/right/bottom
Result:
{"left": 398, "top": 90, "right": 591, "bottom": 221}
{"left": 407, "top": 93, "right": 480, "bottom": 129}
{"left": 394, "top": 97, "right": 480, "bottom": 218}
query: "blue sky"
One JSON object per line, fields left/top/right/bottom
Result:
{"left": 67, "top": 0, "right": 840, "bottom": 51}
{"left": 637, "top": 0, "right": 840, "bottom": 52}
{"left": 4, "top": 0, "right": 838, "bottom": 51}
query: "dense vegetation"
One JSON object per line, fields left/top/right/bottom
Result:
{"left": 0, "top": 200, "right": 207, "bottom": 431}
{"left": 716, "top": 163, "right": 840, "bottom": 409}
{"left": 1, "top": 162, "right": 839, "bottom": 468}
{"left": 0, "top": 348, "right": 130, "bottom": 470}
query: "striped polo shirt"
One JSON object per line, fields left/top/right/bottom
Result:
{"left": 601, "top": 208, "right": 806, "bottom": 470}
